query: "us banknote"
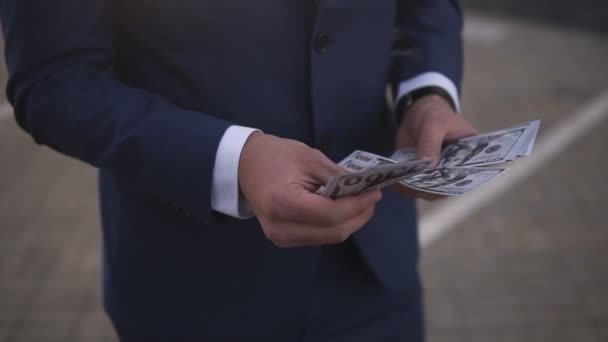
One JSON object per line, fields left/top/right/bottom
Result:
{"left": 399, "top": 167, "right": 507, "bottom": 196}
{"left": 390, "top": 120, "right": 540, "bottom": 167}
{"left": 320, "top": 120, "right": 539, "bottom": 199}
{"left": 326, "top": 150, "right": 506, "bottom": 198}
{"left": 321, "top": 158, "right": 430, "bottom": 199}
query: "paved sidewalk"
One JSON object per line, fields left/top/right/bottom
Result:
{"left": 421, "top": 13, "right": 608, "bottom": 342}
{"left": 423, "top": 120, "right": 608, "bottom": 342}
{"left": 1, "top": 12, "right": 608, "bottom": 342}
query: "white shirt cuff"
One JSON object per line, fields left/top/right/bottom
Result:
{"left": 396, "top": 72, "right": 461, "bottom": 113}
{"left": 211, "top": 125, "right": 260, "bottom": 219}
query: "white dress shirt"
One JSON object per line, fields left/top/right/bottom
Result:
{"left": 210, "top": 72, "right": 461, "bottom": 219}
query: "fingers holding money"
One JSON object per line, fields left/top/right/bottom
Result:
{"left": 396, "top": 94, "right": 479, "bottom": 168}
{"left": 303, "top": 149, "right": 346, "bottom": 190}
{"left": 259, "top": 188, "right": 381, "bottom": 247}
{"left": 415, "top": 113, "right": 479, "bottom": 168}
{"left": 388, "top": 183, "right": 446, "bottom": 201}
{"left": 238, "top": 133, "right": 382, "bottom": 248}
{"left": 265, "top": 186, "right": 381, "bottom": 225}
{"left": 280, "top": 189, "right": 382, "bottom": 225}
{"left": 344, "top": 120, "right": 539, "bottom": 200}
{"left": 260, "top": 206, "right": 377, "bottom": 247}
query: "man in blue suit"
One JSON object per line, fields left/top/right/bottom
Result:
{"left": 1, "top": 0, "right": 477, "bottom": 340}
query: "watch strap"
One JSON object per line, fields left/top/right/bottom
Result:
{"left": 395, "top": 86, "right": 457, "bottom": 125}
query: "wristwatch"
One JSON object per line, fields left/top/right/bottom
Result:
{"left": 395, "top": 86, "right": 456, "bottom": 125}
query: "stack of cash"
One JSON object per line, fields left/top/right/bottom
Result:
{"left": 320, "top": 120, "right": 540, "bottom": 199}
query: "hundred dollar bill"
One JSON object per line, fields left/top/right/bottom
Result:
{"left": 315, "top": 150, "right": 397, "bottom": 196}
{"left": 338, "top": 150, "right": 399, "bottom": 170}
{"left": 320, "top": 119, "right": 539, "bottom": 199}
{"left": 390, "top": 120, "right": 540, "bottom": 166}
{"left": 511, "top": 120, "right": 540, "bottom": 158}
{"left": 437, "top": 120, "right": 540, "bottom": 167}
{"left": 390, "top": 148, "right": 417, "bottom": 163}
{"left": 400, "top": 167, "right": 507, "bottom": 196}
{"left": 322, "top": 159, "right": 431, "bottom": 199}
{"left": 438, "top": 130, "right": 525, "bottom": 167}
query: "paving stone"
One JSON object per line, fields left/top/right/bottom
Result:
{"left": 423, "top": 110, "right": 608, "bottom": 340}
{"left": 73, "top": 310, "right": 118, "bottom": 342}
{"left": 7, "top": 313, "right": 78, "bottom": 341}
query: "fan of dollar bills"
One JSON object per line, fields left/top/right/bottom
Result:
{"left": 319, "top": 120, "right": 540, "bottom": 199}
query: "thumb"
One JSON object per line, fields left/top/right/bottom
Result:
{"left": 415, "top": 126, "right": 445, "bottom": 168}
{"left": 307, "top": 149, "right": 345, "bottom": 186}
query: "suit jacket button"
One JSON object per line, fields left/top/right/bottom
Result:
{"left": 314, "top": 32, "right": 332, "bottom": 53}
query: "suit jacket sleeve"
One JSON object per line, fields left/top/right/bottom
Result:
{"left": 0, "top": 0, "right": 231, "bottom": 223}
{"left": 391, "top": 0, "right": 464, "bottom": 95}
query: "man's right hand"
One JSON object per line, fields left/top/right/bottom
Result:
{"left": 238, "top": 133, "right": 382, "bottom": 248}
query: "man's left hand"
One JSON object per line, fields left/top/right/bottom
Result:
{"left": 391, "top": 94, "right": 479, "bottom": 201}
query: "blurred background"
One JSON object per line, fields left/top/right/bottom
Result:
{"left": 1, "top": 1, "right": 607, "bottom": 342}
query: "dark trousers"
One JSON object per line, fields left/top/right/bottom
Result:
{"left": 114, "top": 240, "right": 424, "bottom": 342}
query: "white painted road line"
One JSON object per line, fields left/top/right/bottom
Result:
{"left": 0, "top": 101, "right": 13, "bottom": 121}
{"left": 420, "top": 89, "right": 608, "bottom": 248}
{"left": 464, "top": 16, "right": 511, "bottom": 44}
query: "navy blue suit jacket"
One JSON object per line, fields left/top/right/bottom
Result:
{"left": 1, "top": 0, "right": 462, "bottom": 337}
